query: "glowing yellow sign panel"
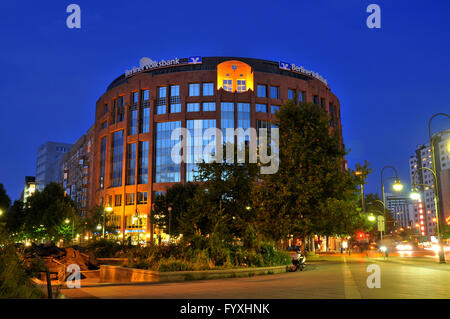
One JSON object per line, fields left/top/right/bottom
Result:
{"left": 217, "top": 60, "right": 254, "bottom": 93}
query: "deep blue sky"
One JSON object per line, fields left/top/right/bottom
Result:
{"left": 1, "top": 0, "right": 449, "bottom": 200}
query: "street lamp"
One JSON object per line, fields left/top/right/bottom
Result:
{"left": 426, "top": 113, "right": 449, "bottom": 264}
{"left": 380, "top": 166, "right": 403, "bottom": 239}
{"left": 368, "top": 214, "right": 376, "bottom": 222}
{"left": 104, "top": 205, "right": 113, "bottom": 239}
{"left": 0, "top": 209, "right": 3, "bottom": 216}
{"left": 410, "top": 188, "right": 421, "bottom": 200}
{"left": 167, "top": 205, "right": 173, "bottom": 244}
{"left": 411, "top": 167, "right": 446, "bottom": 264}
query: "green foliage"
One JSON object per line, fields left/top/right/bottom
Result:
{"left": 0, "top": 245, "right": 44, "bottom": 299}
{"left": 0, "top": 183, "right": 11, "bottom": 214}
{"left": 82, "top": 238, "right": 127, "bottom": 258}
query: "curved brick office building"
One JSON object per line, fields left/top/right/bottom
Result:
{"left": 93, "top": 56, "right": 342, "bottom": 244}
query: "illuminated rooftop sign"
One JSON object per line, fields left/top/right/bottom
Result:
{"left": 125, "top": 56, "right": 202, "bottom": 77}
{"left": 279, "top": 61, "right": 328, "bottom": 86}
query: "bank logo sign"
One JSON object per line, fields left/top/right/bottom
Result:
{"left": 188, "top": 56, "right": 202, "bottom": 64}
{"left": 279, "top": 61, "right": 328, "bottom": 86}
{"left": 125, "top": 56, "right": 203, "bottom": 77}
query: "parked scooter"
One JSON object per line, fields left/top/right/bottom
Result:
{"left": 288, "top": 249, "right": 306, "bottom": 271}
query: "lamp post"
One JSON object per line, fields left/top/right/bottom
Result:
{"left": 427, "top": 113, "right": 449, "bottom": 264}
{"left": 380, "top": 166, "right": 403, "bottom": 240}
{"left": 64, "top": 218, "right": 74, "bottom": 245}
{"left": 104, "top": 205, "right": 113, "bottom": 239}
{"left": 411, "top": 167, "right": 446, "bottom": 264}
{"left": 167, "top": 205, "right": 173, "bottom": 244}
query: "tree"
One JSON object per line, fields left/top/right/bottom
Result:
{"left": 181, "top": 144, "right": 260, "bottom": 246}
{"left": 0, "top": 183, "right": 11, "bottom": 214}
{"left": 254, "top": 101, "right": 366, "bottom": 244}
{"left": 24, "top": 182, "right": 79, "bottom": 242}
{"left": 151, "top": 182, "right": 199, "bottom": 238}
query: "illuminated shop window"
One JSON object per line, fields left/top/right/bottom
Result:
{"left": 186, "top": 119, "right": 217, "bottom": 182}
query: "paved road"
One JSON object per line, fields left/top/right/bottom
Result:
{"left": 62, "top": 256, "right": 450, "bottom": 299}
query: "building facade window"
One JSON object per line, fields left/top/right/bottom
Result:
{"left": 187, "top": 103, "right": 200, "bottom": 112}
{"left": 170, "top": 85, "right": 181, "bottom": 113}
{"left": 128, "top": 108, "right": 138, "bottom": 135}
{"left": 299, "top": 91, "right": 305, "bottom": 103}
{"left": 270, "top": 86, "right": 279, "bottom": 99}
{"left": 138, "top": 141, "right": 149, "bottom": 184}
{"left": 223, "top": 79, "right": 232, "bottom": 92}
{"left": 288, "top": 89, "right": 295, "bottom": 101}
{"left": 221, "top": 102, "right": 234, "bottom": 145}
{"left": 137, "top": 192, "right": 148, "bottom": 204}
{"left": 186, "top": 119, "right": 217, "bottom": 182}
{"left": 237, "top": 103, "right": 251, "bottom": 145}
{"left": 271, "top": 105, "right": 279, "bottom": 114}
{"left": 117, "top": 96, "right": 125, "bottom": 122}
{"left": 313, "top": 95, "right": 319, "bottom": 105}
{"left": 101, "top": 121, "right": 107, "bottom": 129}
{"left": 126, "top": 143, "right": 136, "bottom": 185}
{"left": 157, "top": 87, "right": 167, "bottom": 114}
{"left": 139, "top": 90, "right": 150, "bottom": 134}
{"left": 189, "top": 83, "right": 200, "bottom": 96}
{"left": 114, "top": 194, "right": 122, "bottom": 207}
{"left": 111, "top": 130, "right": 124, "bottom": 187}
{"left": 203, "top": 83, "right": 214, "bottom": 96}
{"left": 257, "top": 85, "right": 266, "bottom": 97}
{"left": 255, "top": 103, "right": 267, "bottom": 113}
{"left": 237, "top": 80, "right": 246, "bottom": 92}
{"left": 155, "top": 121, "right": 181, "bottom": 183}
{"left": 125, "top": 193, "right": 135, "bottom": 205}
{"left": 203, "top": 102, "right": 216, "bottom": 112}
{"left": 99, "top": 137, "right": 106, "bottom": 189}
{"left": 104, "top": 104, "right": 108, "bottom": 115}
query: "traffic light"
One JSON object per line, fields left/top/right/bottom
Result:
{"left": 357, "top": 232, "right": 365, "bottom": 240}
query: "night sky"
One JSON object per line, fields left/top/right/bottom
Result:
{"left": 1, "top": 0, "right": 449, "bottom": 200}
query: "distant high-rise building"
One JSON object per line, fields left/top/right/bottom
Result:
{"left": 385, "top": 192, "right": 414, "bottom": 230}
{"left": 20, "top": 176, "right": 36, "bottom": 205}
{"left": 61, "top": 126, "right": 95, "bottom": 217}
{"left": 409, "top": 131, "right": 450, "bottom": 239}
{"left": 36, "top": 142, "right": 73, "bottom": 191}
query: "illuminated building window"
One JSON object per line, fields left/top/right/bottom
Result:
{"left": 111, "top": 130, "right": 124, "bottom": 187}
{"left": 186, "top": 119, "right": 217, "bottom": 182}
{"left": 125, "top": 193, "right": 135, "bottom": 205}
{"left": 138, "top": 141, "right": 149, "bottom": 184}
{"left": 189, "top": 83, "right": 200, "bottom": 96}
{"left": 203, "top": 102, "right": 216, "bottom": 112}
{"left": 270, "top": 86, "right": 279, "bottom": 99}
{"left": 256, "top": 103, "right": 267, "bottom": 113}
{"left": 237, "top": 80, "right": 246, "bottom": 92}
{"left": 257, "top": 85, "right": 267, "bottom": 97}
{"left": 223, "top": 79, "right": 232, "bottom": 92}
{"left": 155, "top": 121, "right": 181, "bottom": 183}
{"left": 126, "top": 143, "right": 136, "bottom": 185}
{"left": 114, "top": 194, "right": 122, "bottom": 207}
{"left": 203, "top": 83, "right": 214, "bottom": 96}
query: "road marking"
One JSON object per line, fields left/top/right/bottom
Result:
{"left": 342, "top": 256, "right": 362, "bottom": 299}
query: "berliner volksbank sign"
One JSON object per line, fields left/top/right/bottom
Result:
{"left": 279, "top": 61, "right": 328, "bottom": 86}
{"left": 125, "top": 56, "right": 202, "bottom": 77}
